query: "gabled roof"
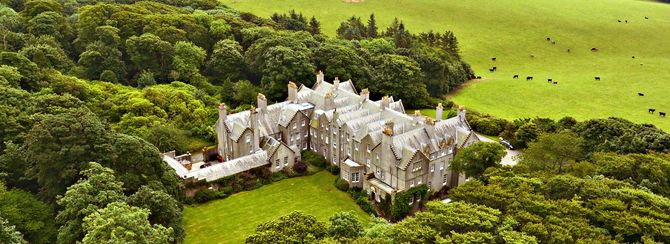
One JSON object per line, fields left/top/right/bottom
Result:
{"left": 186, "top": 151, "right": 268, "bottom": 182}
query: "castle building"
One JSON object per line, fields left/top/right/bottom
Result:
{"left": 163, "top": 71, "right": 479, "bottom": 202}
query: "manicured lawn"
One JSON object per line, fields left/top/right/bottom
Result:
{"left": 183, "top": 171, "right": 372, "bottom": 243}
{"left": 222, "top": 0, "right": 670, "bottom": 131}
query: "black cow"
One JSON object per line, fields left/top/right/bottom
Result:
{"left": 645, "top": 16, "right": 649, "bottom": 19}
{"left": 591, "top": 48, "right": 598, "bottom": 51}
{"left": 513, "top": 75, "right": 519, "bottom": 79}
{"left": 595, "top": 76, "right": 601, "bottom": 81}
{"left": 638, "top": 93, "right": 644, "bottom": 96}
{"left": 567, "top": 49, "right": 571, "bottom": 52}
{"left": 476, "top": 76, "right": 482, "bottom": 79}
{"left": 649, "top": 108, "right": 656, "bottom": 113}
{"left": 618, "top": 20, "right": 621, "bottom": 22}
{"left": 632, "top": 56, "right": 635, "bottom": 59}
{"left": 661, "top": 112, "right": 666, "bottom": 117}
{"left": 489, "top": 68, "right": 495, "bottom": 72}
{"left": 492, "top": 66, "right": 497, "bottom": 71}
{"left": 625, "top": 20, "right": 628, "bottom": 23}
{"left": 546, "top": 37, "right": 551, "bottom": 41}
{"left": 553, "top": 82, "right": 558, "bottom": 85}
{"left": 492, "top": 57, "right": 496, "bottom": 61}
{"left": 526, "top": 76, "right": 533, "bottom": 81}
{"left": 548, "top": 78, "right": 553, "bottom": 82}
{"left": 552, "top": 41, "right": 556, "bottom": 44}
{"left": 530, "top": 54, "right": 535, "bottom": 58}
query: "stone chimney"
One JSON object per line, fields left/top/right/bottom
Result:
{"left": 383, "top": 120, "right": 394, "bottom": 136}
{"left": 413, "top": 110, "right": 422, "bottom": 125}
{"left": 435, "top": 103, "right": 443, "bottom": 122}
{"left": 316, "top": 70, "right": 325, "bottom": 83}
{"left": 458, "top": 105, "right": 467, "bottom": 125}
{"left": 380, "top": 119, "right": 395, "bottom": 180}
{"left": 360, "top": 88, "right": 369, "bottom": 103}
{"left": 250, "top": 106, "right": 260, "bottom": 153}
{"left": 218, "top": 103, "right": 227, "bottom": 123}
{"left": 257, "top": 93, "right": 267, "bottom": 115}
{"left": 380, "top": 96, "right": 390, "bottom": 111}
{"left": 324, "top": 90, "right": 335, "bottom": 110}
{"left": 333, "top": 77, "right": 340, "bottom": 90}
{"left": 217, "top": 103, "right": 228, "bottom": 158}
{"left": 424, "top": 117, "right": 436, "bottom": 136}
{"left": 287, "top": 81, "right": 297, "bottom": 104}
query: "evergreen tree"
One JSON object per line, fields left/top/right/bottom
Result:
{"left": 309, "top": 16, "right": 321, "bottom": 35}
{"left": 367, "top": 14, "right": 378, "bottom": 38}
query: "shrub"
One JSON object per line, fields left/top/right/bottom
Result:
{"left": 99, "top": 70, "right": 117, "bottom": 83}
{"left": 335, "top": 178, "right": 350, "bottom": 192}
{"left": 271, "top": 172, "right": 288, "bottom": 182}
{"left": 194, "top": 189, "right": 226, "bottom": 203}
{"left": 293, "top": 160, "right": 308, "bottom": 173}
{"left": 302, "top": 150, "right": 327, "bottom": 168}
{"left": 327, "top": 165, "right": 340, "bottom": 175}
{"left": 220, "top": 186, "right": 234, "bottom": 195}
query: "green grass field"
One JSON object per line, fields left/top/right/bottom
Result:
{"left": 182, "top": 171, "right": 371, "bottom": 243}
{"left": 223, "top": 0, "right": 670, "bottom": 130}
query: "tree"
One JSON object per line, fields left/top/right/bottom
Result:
{"left": 82, "top": 201, "right": 172, "bottom": 244}
{"left": 259, "top": 45, "right": 315, "bottom": 100}
{"left": 233, "top": 79, "right": 260, "bottom": 106}
{"left": 99, "top": 70, "right": 117, "bottom": 82}
{"left": 369, "top": 54, "right": 430, "bottom": 108}
{"left": 55, "top": 162, "right": 126, "bottom": 244}
{"left": 209, "top": 19, "right": 233, "bottom": 41}
{"left": 0, "top": 65, "right": 21, "bottom": 87}
{"left": 312, "top": 42, "right": 370, "bottom": 85}
{"left": 171, "top": 41, "right": 206, "bottom": 83}
{"left": 25, "top": 108, "right": 114, "bottom": 201}
{"left": 450, "top": 142, "right": 506, "bottom": 178}
{"left": 26, "top": 11, "right": 72, "bottom": 45}
{"left": 0, "top": 187, "right": 57, "bottom": 243}
{"left": 207, "top": 39, "right": 244, "bottom": 82}
{"left": 520, "top": 131, "right": 584, "bottom": 173}
{"left": 78, "top": 26, "right": 126, "bottom": 82}
{"left": 0, "top": 52, "right": 40, "bottom": 90}
{"left": 328, "top": 211, "right": 363, "bottom": 241}
{"left": 246, "top": 211, "right": 327, "bottom": 243}
{"left": 367, "top": 14, "right": 378, "bottom": 38}
{"left": 336, "top": 16, "right": 367, "bottom": 40}
{"left": 136, "top": 70, "right": 156, "bottom": 88}
{"left": 308, "top": 16, "right": 320, "bottom": 35}
{"left": 126, "top": 33, "right": 174, "bottom": 81}
{"left": 0, "top": 216, "right": 25, "bottom": 244}
{"left": 128, "top": 186, "right": 184, "bottom": 242}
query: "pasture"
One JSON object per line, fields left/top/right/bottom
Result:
{"left": 223, "top": 0, "right": 670, "bottom": 130}
{"left": 182, "top": 171, "right": 372, "bottom": 243}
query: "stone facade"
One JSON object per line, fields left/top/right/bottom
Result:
{"left": 165, "top": 71, "right": 479, "bottom": 201}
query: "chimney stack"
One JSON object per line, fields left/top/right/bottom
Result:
{"left": 435, "top": 103, "right": 443, "bottom": 122}
{"left": 250, "top": 106, "right": 260, "bottom": 153}
{"left": 383, "top": 120, "right": 394, "bottom": 136}
{"left": 217, "top": 103, "right": 228, "bottom": 158}
{"left": 316, "top": 70, "right": 325, "bottom": 83}
{"left": 218, "top": 103, "right": 227, "bottom": 122}
{"left": 333, "top": 77, "right": 340, "bottom": 90}
{"left": 424, "top": 117, "right": 436, "bottom": 136}
{"left": 324, "top": 90, "right": 335, "bottom": 110}
{"left": 458, "top": 105, "right": 467, "bottom": 125}
{"left": 380, "top": 96, "right": 390, "bottom": 111}
{"left": 257, "top": 93, "right": 267, "bottom": 114}
{"left": 287, "top": 81, "right": 297, "bottom": 104}
{"left": 360, "top": 88, "right": 369, "bottom": 103}
{"left": 413, "top": 110, "right": 422, "bottom": 125}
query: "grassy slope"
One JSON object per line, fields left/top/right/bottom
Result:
{"left": 223, "top": 0, "right": 670, "bottom": 130}
{"left": 182, "top": 171, "right": 371, "bottom": 244}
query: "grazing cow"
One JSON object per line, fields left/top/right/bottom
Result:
{"left": 618, "top": 20, "right": 621, "bottom": 22}
{"left": 649, "top": 108, "right": 656, "bottom": 113}
{"left": 640, "top": 63, "right": 644, "bottom": 66}
{"left": 530, "top": 54, "right": 535, "bottom": 58}
{"left": 591, "top": 48, "right": 598, "bottom": 51}
{"left": 645, "top": 16, "right": 649, "bottom": 19}
{"left": 553, "top": 82, "right": 558, "bottom": 85}
{"left": 476, "top": 76, "right": 482, "bottom": 79}
{"left": 625, "top": 20, "right": 628, "bottom": 23}
{"left": 492, "top": 57, "right": 496, "bottom": 61}
{"left": 546, "top": 37, "right": 551, "bottom": 41}
{"left": 661, "top": 112, "right": 666, "bottom": 117}
{"left": 567, "top": 49, "right": 571, "bottom": 52}
{"left": 638, "top": 93, "right": 644, "bottom": 96}
{"left": 548, "top": 78, "right": 553, "bottom": 82}
{"left": 526, "top": 76, "right": 533, "bottom": 81}
{"left": 632, "top": 56, "right": 635, "bottom": 59}
{"left": 595, "top": 76, "right": 601, "bottom": 81}
{"left": 513, "top": 75, "right": 519, "bottom": 79}
{"left": 552, "top": 41, "right": 556, "bottom": 44}
{"left": 492, "top": 66, "right": 497, "bottom": 71}
{"left": 489, "top": 68, "right": 495, "bottom": 72}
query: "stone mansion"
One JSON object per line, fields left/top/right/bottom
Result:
{"left": 163, "top": 71, "right": 480, "bottom": 202}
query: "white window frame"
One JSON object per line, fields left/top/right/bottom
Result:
{"left": 246, "top": 134, "right": 251, "bottom": 143}
{"left": 367, "top": 159, "right": 371, "bottom": 168}
{"left": 275, "top": 159, "right": 280, "bottom": 169}
{"left": 443, "top": 174, "right": 448, "bottom": 185}
{"left": 293, "top": 123, "right": 297, "bottom": 129}
{"left": 430, "top": 164, "right": 435, "bottom": 172}
{"left": 284, "top": 156, "right": 289, "bottom": 166}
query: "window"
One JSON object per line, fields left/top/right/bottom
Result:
{"left": 334, "top": 130, "right": 337, "bottom": 135}
{"left": 430, "top": 164, "right": 435, "bottom": 172}
{"left": 441, "top": 150, "right": 446, "bottom": 156}
{"left": 352, "top": 172, "right": 360, "bottom": 182}
{"left": 355, "top": 143, "right": 359, "bottom": 151}
{"left": 428, "top": 181, "right": 432, "bottom": 186}
{"left": 325, "top": 137, "right": 329, "bottom": 144}
{"left": 366, "top": 144, "right": 371, "bottom": 153}
{"left": 275, "top": 159, "right": 280, "bottom": 169}
{"left": 376, "top": 167, "right": 381, "bottom": 176}
{"left": 366, "top": 159, "right": 371, "bottom": 168}
{"left": 246, "top": 134, "right": 251, "bottom": 143}
{"left": 417, "top": 178, "right": 422, "bottom": 185}
{"left": 303, "top": 143, "right": 307, "bottom": 150}
{"left": 333, "top": 142, "right": 337, "bottom": 148}
{"left": 443, "top": 174, "right": 448, "bottom": 185}
{"left": 284, "top": 156, "right": 288, "bottom": 166}
{"left": 249, "top": 148, "right": 253, "bottom": 154}
{"left": 381, "top": 171, "right": 385, "bottom": 180}
{"left": 440, "top": 163, "right": 444, "bottom": 171}
{"left": 409, "top": 196, "right": 414, "bottom": 205}
{"left": 413, "top": 162, "right": 422, "bottom": 172}
{"left": 293, "top": 123, "right": 297, "bottom": 129}
{"left": 333, "top": 155, "right": 337, "bottom": 164}
{"left": 302, "top": 120, "right": 306, "bottom": 127}
{"left": 376, "top": 153, "right": 380, "bottom": 161}
{"left": 304, "top": 133, "right": 308, "bottom": 138}
{"left": 448, "top": 148, "right": 453, "bottom": 154}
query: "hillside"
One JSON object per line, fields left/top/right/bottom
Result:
{"left": 223, "top": 0, "right": 670, "bottom": 130}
